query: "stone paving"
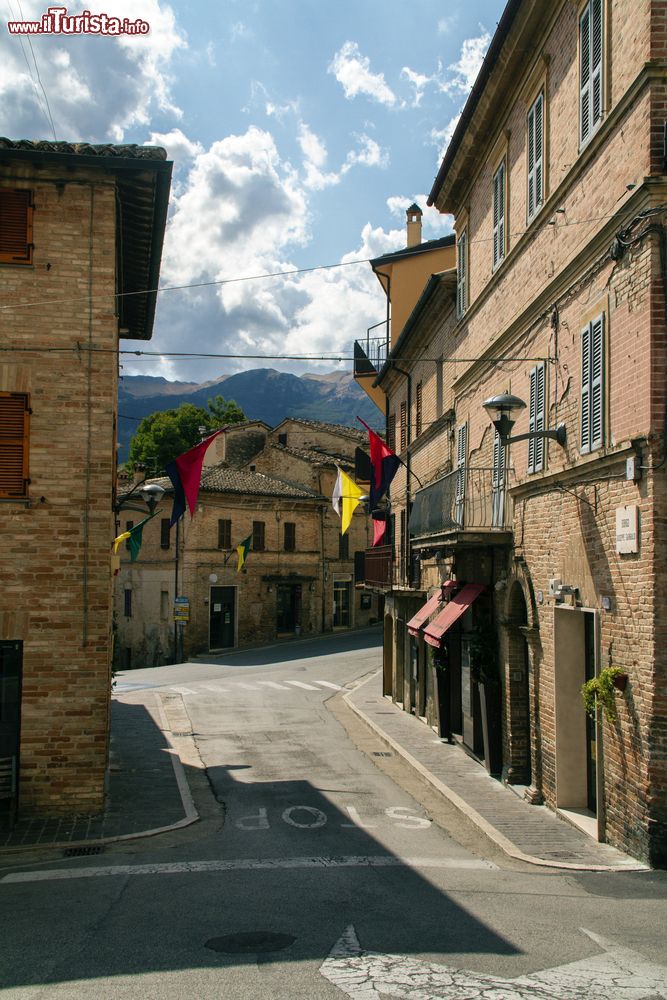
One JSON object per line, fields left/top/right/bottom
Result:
{"left": 346, "top": 672, "right": 647, "bottom": 871}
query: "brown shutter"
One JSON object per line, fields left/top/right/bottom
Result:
{"left": 0, "top": 189, "right": 33, "bottom": 264}
{"left": 0, "top": 393, "right": 30, "bottom": 498}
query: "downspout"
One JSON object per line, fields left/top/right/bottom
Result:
{"left": 391, "top": 364, "right": 412, "bottom": 585}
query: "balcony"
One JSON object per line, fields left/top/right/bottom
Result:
{"left": 353, "top": 335, "right": 387, "bottom": 378}
{"left": 409, "top": 467, "right": 514, "bottom": 549}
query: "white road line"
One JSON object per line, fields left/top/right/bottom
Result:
{"left": 257, "top": 681, "right": 290, "bottom": 690}
{"left": 233, "top": 682, "right": 259, "bottom": 690}
{"left": 315, "top": 680, "right": 343, "bottom": 690}
{"left": 200, "top": 684, "right": 228, "bottom": 694}
{"left": 1, "top": 855, "right": 497, "bottom": 884}
{"left": 168, "top": 686, "right": 198, "bottom": 695}
{"left": 286, "top": 680, "right": 319, "bottom": 690}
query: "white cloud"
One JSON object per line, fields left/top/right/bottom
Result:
{"left": 328, "top": 41, "right": 397, "bottom": 107}
{"left": 0, "top": 0, "right": 186, "bottom": 141}
{"left": 400, "top": 65, "right": 438, "bottom": 108}
{"left": 147, "top": 127, "right": 203, "bottom": 164}
{"left": 431, "top": 114, "right": 461, "bottom": 160}
{"left": 342, "top": 135, "right": 389, "bottom": 172}
{"left": 441, "top": 30, "right": 491, "bottom": 96}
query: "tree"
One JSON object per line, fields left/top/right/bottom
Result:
{"left": 128, "top": 397, "right": 246, "bottom": 474}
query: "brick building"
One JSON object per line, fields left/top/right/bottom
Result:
{"left": 114, "top": 419, "right": 379, "bottom": 666}
{"left": 0, "top": 139, "right": 171, "bottom": 818}
{"left": 355, "top": 0, "right": 667, "bottom": 866}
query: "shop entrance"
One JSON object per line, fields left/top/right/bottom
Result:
{"left": 554, "top": 607, "right": 598, "bottom": 816}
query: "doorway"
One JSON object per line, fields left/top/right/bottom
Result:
{"left": 554, "top": 607, "right": 598, "bottom": 816}
{"left": 210, "top": 587, "right": 235, "bottom": 649}
{"left": 277, "top": 584, "right": 302, "bottom": 633}
{"left": 333, "top": 580, "right": 351, "bottom": 627}
{"left": 505, "top": 582, "right": 532, "bottom": 786}
{"left": 0, "top": 641, "right": 22, "bottom": 816}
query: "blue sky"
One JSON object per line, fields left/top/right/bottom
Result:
{"left": 1, "top": 0, "right": 506, "bottom": 383}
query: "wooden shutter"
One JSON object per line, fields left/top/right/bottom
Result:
{"left": 455, "top": 423, "right": 467, "bottom": 505}
{"left": 218, "top": 518, "right": 231, "bottom": 549}
{"left": 493, "top": 162, "right": 505, "bottom": 268}
{"left": 284, "top": 522, "right": 296, "bottom": 551}
{"left": 528, "top": 363, "right": 546, "bottom": 472}
{"left": 415, "top": 382, "right": 423, "bottom": 437}
{"left": 457, "top": 229, "right": 467, "bottom": 317}
{"left": 160, "top": 518, "right": 171, "bottom": 549}
{"left": 0, "top": 189, "right": 33, "bottom": 264}
{"left": 0, "top": 393, "right": 30, "bottom": 498}
{"left": 581, "top": 323, "right": 591, "bottom": 453}
{"left": 580, "top": 0, "right": 603, "bottom": 146}
{"left": 528, "top": 92, "right": 544, "bottom": 220}
{"left": 252, "top": 520, "right": 265, "bottom": 551}
{"left": 400, "top": 401, "right": 407, "bottom": 451}
{"left": 590, "top": 314, "right": 604, "bottom": 451}
{"left": 492, "top": 429, "right": 505, "bottom": 489}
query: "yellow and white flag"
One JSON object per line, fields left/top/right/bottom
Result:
{"left": 332, "top": 467, "right": 365, "bottom": 535}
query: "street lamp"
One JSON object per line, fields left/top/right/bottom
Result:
{"left": 114, "top": 480, "right": 166, "bottom": 515}
{"left": 482, "top": 392, "right": 566, "bottom": 447}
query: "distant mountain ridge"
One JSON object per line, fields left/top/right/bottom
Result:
{"left": 118, "top": 368, "right": 383, "bottom": 462}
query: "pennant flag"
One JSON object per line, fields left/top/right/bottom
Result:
{"left": 357, "top": 416, "right": 401, "bottom": 508}
{"left": 372, "top": 518, "right": 387, "bottom": 546}
{"left": 236, "top": 533, "right": 252, "bottom": 571}
{"left": 113, "top": 510, "right": 160, "bottom": 562}
{"left": 332, "top": 467, "right": 365, "bottom": 535}
{"left": 165, "top": 430, "right": 223, "bottom": 526}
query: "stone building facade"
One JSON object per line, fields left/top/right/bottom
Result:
{"left": 0, "top": 140, "right": 171, "bottom": 818}
{"left": 114, "top": 420, "right": 378, "bottom": 667}
{"left": 356, "top": 0, "right": 667, "bottom": 866}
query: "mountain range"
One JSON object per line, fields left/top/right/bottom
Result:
{"left": 118, "top": 368, "right": 383, "bottom": 462}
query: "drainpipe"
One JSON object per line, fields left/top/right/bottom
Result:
{"left": 391, "top": 364, "right": 412, "bottom": 586}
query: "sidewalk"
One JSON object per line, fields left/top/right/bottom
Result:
{"left": 0, "top": 693, "right": 196, "bottom": 853}
{"left": 0, "top": 673, "right": 649, "bottom": 870}
{"left": 345, "top": 671, "right": 647, "bottom": 872}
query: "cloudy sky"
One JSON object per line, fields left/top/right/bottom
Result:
{"left": 1, "top": 0, "right": 505, "bottom": 384}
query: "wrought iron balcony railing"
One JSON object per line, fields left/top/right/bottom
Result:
{"left": 408, "top": 466, "right": 513, "bottom": 539}
{"left": 353, "top": 335, "right": 387, "bottom": 378}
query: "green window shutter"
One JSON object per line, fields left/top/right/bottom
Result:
{"left": 581, "top": 323, "right": 592, "bottom": 453}
{"left": 590, "top": 314, "right": 605, "bottom": 451}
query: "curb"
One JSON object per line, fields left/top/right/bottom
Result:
{"left": 343, "top": 673, "right": 649, "bottom": 873}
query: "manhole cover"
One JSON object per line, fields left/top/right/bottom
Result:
{"left": 205, "top": 931, "right": 296, "bottom": 954}
{"left": 63, "top": 845, "right": 104, "bottom": 857}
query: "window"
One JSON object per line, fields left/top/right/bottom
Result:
{"left": 278, "top": 433, "right": 287, "bottom": 446}
{"left": 0, "top": 392, "right": 30, "bottom": 498}
{"left": 0, "top": 189, "right": 33, "bottom": 265}
{"left": 456, "top": 229, "right": 468, "bottom": 317}
{"left": 338, "top": 532, "right": 349, "bottom": 560}
{"left": 284, "top": 522, "right": 296, "bottom": 551}
{"left": 125, "top": 521, "right": 133, "bottom": 553}
{"left": 387, "top": 413, "right": 396, "bottom": 453}
{"left": 492, "top": 430, "right": 506, "bottom": 527}
{"left": 527, "top": 91, "right": 544, "bottom": 221}
{"left": 160, "top": 590, "right": 169, "bottom": 620}
{"left": 218, "top": 518, "right": 231, "bottom": 549}
{"left": 160, "top": 518, "right": 171, "bottom": 549}
{"left": 455, "top": 422, "right": 468, "bottom": 524}
{"left": 415, "top": 382, "right": 423, "bottom": 437}
{"left": 581, "top": 314, "right": 605, "bottom": 454}
{"left": 400, "top": 401, "right": 407, "bottom": 452}
{"left": 580, "top": 0, "right": 604, "bottom": 147}
{"left": 528, "top": 362, "right": 546, "bottom": 473}
{"left": 492, "top": 160, "right": 506, "bottom": 270}
{"left": 124, "top": 589, "right": 132, "bottom": 618}
{"left": 252, "top": 520, "right": 265, "bottom": 551}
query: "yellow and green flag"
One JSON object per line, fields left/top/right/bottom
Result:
{"left": 113, "top": 510, "right": 160, "bottom": 562}
{"left": 236, "top": 533, "right": 252, "bottom": 571}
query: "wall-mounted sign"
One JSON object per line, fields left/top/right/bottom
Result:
{"left": 174, "top": 596, "right": 190, "bottom": 622}
{"left": 616, "top": 505, "right": 639, "bottom": 554}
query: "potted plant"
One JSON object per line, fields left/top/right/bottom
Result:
{"left": 581, "top": 667, "right": 628, "bottom": 723}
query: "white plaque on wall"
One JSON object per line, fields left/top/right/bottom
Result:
{"left": 616, "top": 505, "right": 639, "bottom": 554}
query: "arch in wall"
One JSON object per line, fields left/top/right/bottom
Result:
{"left": 503, "top": 579, "right": 533, "bottom": 786}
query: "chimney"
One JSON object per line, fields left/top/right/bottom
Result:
{"left": 133, "top": 463, "right": 146, "bottom": 485}
{"left": 406, "top": 203, "right": 423, "bottom": 247}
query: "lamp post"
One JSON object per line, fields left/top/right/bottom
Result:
{"left": 482, "top": 393, "right": 566, "bottom": 447}
{"left": 114, "top": 479, "right": 166, "bottom": 515}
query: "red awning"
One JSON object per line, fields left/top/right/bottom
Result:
{"left": 407, "top": 591, "right": 443, "bottom": 637}
{"left": 423, "top": 584, "right": 486, "bottom": 647}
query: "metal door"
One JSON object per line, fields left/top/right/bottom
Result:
{"left": 210, "top": 587, "right": 235, "bottom": 648}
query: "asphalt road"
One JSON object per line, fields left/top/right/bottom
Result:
{"left": 1, "top": 629, "right": 666, "bottom": 999}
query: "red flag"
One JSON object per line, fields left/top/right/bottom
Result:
{"left": 166, "top": 431, "right": 223, "bottom": 525}
{"left": 372, "top": 519, "right": 387, "bottom": 546}
{"left": 357, "top": 416, "right": 401, "bottom": 507}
